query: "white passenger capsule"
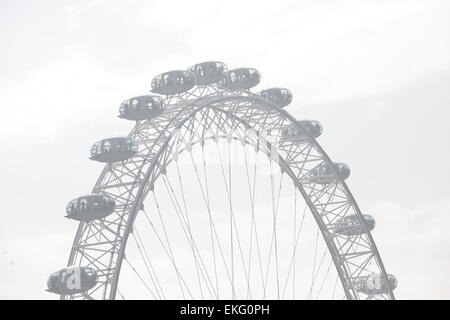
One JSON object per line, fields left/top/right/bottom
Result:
{"left": 151, "top": 70, "right": 196, "bottom": 95}
{"left": 308, "top": 162, "right": 350, "bottom": 185}
{"left": 119, "top": 95, "right": 165, "bottom": 121}
{"left": 90, "top": 137, "right": 138, "bottom": 163}
{"left": 259, "top": 88, "right": 293, "bottom": 107}
{"left": 355, "top": 273, "right": 398, "bottom": 295}
{"left": 334, "top": 214, "right": 375, "bottom": 236}
{"left": 66, "top": 193, "right": 115, "bottom": 221}
{"left": 188, "top": 61, "right": 227, "bottom": 85}
{"left": 281, "top": 120, "right": 323, "bottom": 142}
{"left": 220, "top": 68, "right": 261, "bottom": 91}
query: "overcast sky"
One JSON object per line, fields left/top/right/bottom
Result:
{"left": 0, "top": 0, "right": 449, "bottom": 299}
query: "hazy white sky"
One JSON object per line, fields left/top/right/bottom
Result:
{"left": 0, "top": 0, "right": 449, "bottom": 299}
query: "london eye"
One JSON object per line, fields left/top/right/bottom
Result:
{"left": 47, "top": 61, "right": 397, "bottom": 300}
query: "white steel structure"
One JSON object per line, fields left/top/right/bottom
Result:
{"left": 47, "top": 62, "right": 397, "bottom": 300}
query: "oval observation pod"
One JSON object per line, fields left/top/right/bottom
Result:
{"left": 334, "top": 214, "right": 375, "bottom": 236}
{"left": 90, "top": 137, "right": 138, "bottom": 163}
{"left": 188, "top": 61, "right": 227, "bottom": 85}
{"left": 47, "top": 266, "right": 98, "bottom": 295}
{"left": 259, "top": 88, "right": 293, "bottom": 107}
{"left": 308, "top": 162, "right": 350, "bottom": 185}
{"left": 281, "top": 120, "right": 323, "bottom": 142}
{"left": 119, "top": 95, "right": 165, "bottom": 121}
{"left": 151, "top": 70, "right": 196, "bottom": 95}
{"left": 355, "top": 273, "right": 398, "bottom": 295}
{"left": 220, "top": 68, "right": 261, "bottom": 91}
{"left": 66, "top": 193, "right": 115, "bottom": 221}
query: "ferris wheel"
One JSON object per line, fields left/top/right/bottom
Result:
{"left": 47, "top": 61, "right": 397, "bottom": 300}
